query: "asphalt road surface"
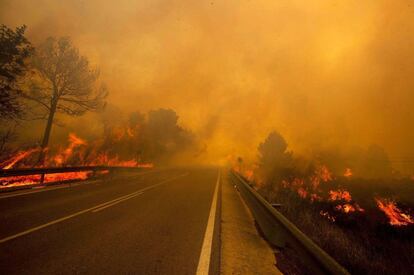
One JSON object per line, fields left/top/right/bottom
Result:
{"left": 0, "top": 167, "right": 220, "bottom": 274}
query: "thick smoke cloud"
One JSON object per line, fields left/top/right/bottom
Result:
{"left": 1, "top": 0, "right": 414, "bottom": 170}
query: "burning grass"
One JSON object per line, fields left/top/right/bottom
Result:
{"left": 245, "top": 166, "right": 414, "bottom": 274}
{"left": 0, "top": 132, "right": 153, "bottom": 189}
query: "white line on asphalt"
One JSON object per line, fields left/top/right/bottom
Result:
{"left": 0, "top": 173, "right": 188, "bottom": 244}
{"left": 0, "top": 169, "right": 159, "bottom": 200}
{"left": 91, "top": 192, "right": 143, "bottom": 213}
{"left": 196, "top": 169, "right": 221, "bottom": 275}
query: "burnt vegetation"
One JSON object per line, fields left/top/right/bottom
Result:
{"left": 237, "top": 131, "right": 414, "bottom": 275}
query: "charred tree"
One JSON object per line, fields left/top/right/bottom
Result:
{"left": 24, "top": 37, "right": 107, "bottom": 165}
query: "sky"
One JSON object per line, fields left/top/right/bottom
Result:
{"left": 1, "top": 0, "right": 414, "bottom": 168}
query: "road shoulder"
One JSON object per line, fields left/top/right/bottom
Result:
{"left": 220, "top": 170, "right": 282, "bottom": 275}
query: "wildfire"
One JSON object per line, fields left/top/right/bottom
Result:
{"left": 0, "top": 148, "right": 39, "bottom": 169}
{"left": 375, "top": 198, "right": 414, "bottom": 226}
{"left": 0, "top": 171, "right": 90, "bottom": 188}
{"left": 53, "top": 133, "right": 87, "bottom": 165}
{"left": 281, "top": 164, "right": 365, "bottom": 217}
{"left": 0, "top": 132, "right": 153, "bottom": 189}
{"left": 329, "top": 189, "right": 352, "bottom": 202}
{"left": 335, "top": 203, "right": 364, "bottom": 213}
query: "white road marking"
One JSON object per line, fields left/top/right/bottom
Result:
{"left": 196, "top": 169, "right": 221, "bottom": 275}
{"left": 0, "top": 173, "right": 188, "bottom": 244}
{"left": 91, "top": 192, "right": 143, "bottom": 212}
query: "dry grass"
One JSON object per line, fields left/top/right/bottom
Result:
{"left": 259, "top": 178, "right": 414, "bottom": 275}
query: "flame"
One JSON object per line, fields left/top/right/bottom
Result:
{"left": 53, "top": 133, "right": 87, "bottom": 166}
{"left": 335, "top": 203, "right": 364, "bottom": 213}
{"left": 375, "top": 198, "right": 414, "bottom": 226}
{"left": 0, "top": 132, "right": 153, "bottom": 188}
{"left": 297, "top": 187, "right": 308, "bottom": 199}
{"left": 344, "top": 168, "right": 353, "bottom": 177}
{"left": 0, "top": 171, "right": 90, "bottom": 188}
{"left": 316, "top": 164, "right": 333, "bottom": 182}
{"left": 281, "top": 165, "right": 364, "bottom": 216}
{"left": 0, "top": 148, "right": 39, "bottom": 169}
{"left": 329, "top": 189, "right": 352, "bottom": 202}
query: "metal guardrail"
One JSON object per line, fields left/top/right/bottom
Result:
{"left": 0, "top": 166, "right": 148, "bottom": 177}
{"left": 230, "top": 171, "right": 350, "bottom": 275}
{"left": 0, "top": 166, "right": 151, "bottom": 192}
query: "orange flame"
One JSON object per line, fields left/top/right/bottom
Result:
{"left": 0, "top": 171, "right": 90, "bottom": 188}
{"left": 53, "top": 133, "right": 87, "bottom": 166}
{"left": 329, "top": 189, "right": 352, "bottom": 202}
{"left": 375, "top": 198, "right": 414, "bottom": 226}
{"left": 0, "top": 148, "right": 39, "bottom": 169}
{"left": 0, "top": 132, "right": 153, "bottom": 188}
{"left": 335, "top": 203, "right": 364, "bottom": 213}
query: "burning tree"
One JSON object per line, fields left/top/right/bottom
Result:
{"left": 24, "top": 37, "right": 107, "bottom": 164}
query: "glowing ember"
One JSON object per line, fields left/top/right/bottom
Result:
{"left": 320, "top": 210, "right": 336, "bottom": 222}
{"left": 375, "top": 198, "right": 414, "bottom": 226}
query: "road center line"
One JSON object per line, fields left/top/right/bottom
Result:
{"left": 196, "top": 169, "right": 221, "bottom": 275}
{"left": 0, "top": 173, "right": 188, "bottom": 244}
{"left": 91, "top": 192, "right": 143, "bottom": 213}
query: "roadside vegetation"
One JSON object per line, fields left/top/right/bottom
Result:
{"left": 235, "top": 131, "right": 414, "bottom": 275}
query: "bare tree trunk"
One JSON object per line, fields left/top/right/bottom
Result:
{"left": 38, "top": 98, "right": 57, "bottom": 183}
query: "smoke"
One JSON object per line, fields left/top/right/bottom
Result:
{"left": 1, "top": 0, "right": 414, "bottom": 170}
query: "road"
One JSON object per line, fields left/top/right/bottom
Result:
{"left": 0, "top": 167, "right": 220, "bottom": 274}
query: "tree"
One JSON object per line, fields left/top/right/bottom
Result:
{"left": 0, "top": 25, "right": 33, "bottom": 120}
{"left": 257, "top": 131, "right": 293, "bottom": 182}
{"left": 145, "top": 108, "right": 194, "bottom": 162}
{"left": 25, "top": 37, "right": 107, "bottom": 164}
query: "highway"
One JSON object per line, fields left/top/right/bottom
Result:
{"left": 0, "top": 167, "right": 220, "bottom": 274}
